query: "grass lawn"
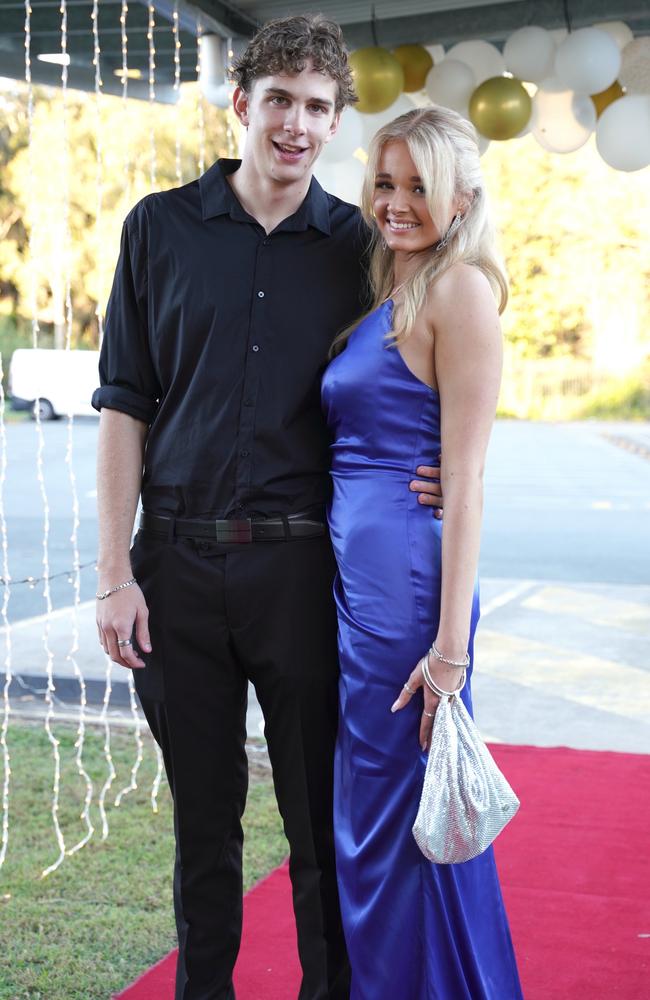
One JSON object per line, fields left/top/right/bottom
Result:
{"left": 0, "top": 720, "right": 287, "bottom": 1000}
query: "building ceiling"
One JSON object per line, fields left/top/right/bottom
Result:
{"left": 0, "top": 0, "right": 648, "bottom": 100}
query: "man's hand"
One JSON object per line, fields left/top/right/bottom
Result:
{"left": 96, "top": 583, "right": 151, "bottom": 670}
{"left": 409, "top": 463, "right": 443, "bottom": 519}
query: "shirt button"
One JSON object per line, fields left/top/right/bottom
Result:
{"left": 257, "top": 290, "right": 265, "bottom": 298}
{"left": 252, "top": 344, "right": 260, "bottom": 352}
{"left": 240, "top": 449, "right": 249, "bottom": 457}
{"left": 243, "top": 398, "right": 253, "bottom": 406}
{"left": 262, "top": 239, "right": 270, "bottom": 246}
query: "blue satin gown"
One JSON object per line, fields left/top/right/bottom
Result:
{"left": 321, "top": 300, "right": 523, "bottom": 1000}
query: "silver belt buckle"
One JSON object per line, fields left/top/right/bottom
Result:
{"left": 215, "top": 519, "right": 253, "bottom": 543}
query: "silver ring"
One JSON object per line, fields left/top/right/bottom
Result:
{"left": 403, "top": 682, "right": 416, "bottom": 695}
{"left": 117, "top": 638, "right": 132, "bottom": 648}
{"left": 423, "top": 710, "right": 435, "bottom": 718}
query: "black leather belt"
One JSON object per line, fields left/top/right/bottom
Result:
{"left": 139, "top": 511, "right": 327, "bottom": 543}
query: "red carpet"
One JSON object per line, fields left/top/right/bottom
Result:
{"left": 115, "top": 745, "right": 650, "bottom": 999}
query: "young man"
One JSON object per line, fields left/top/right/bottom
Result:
{"left": 93, "top": 15, "right": 439, "bottom": 1000}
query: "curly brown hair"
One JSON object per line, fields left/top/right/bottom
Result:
{"left": 232, "top": 14, "right": 357, "bottom": 113}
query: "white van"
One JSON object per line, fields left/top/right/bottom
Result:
{"left": 8, "top": 348, "right": 100, "bottom": 420}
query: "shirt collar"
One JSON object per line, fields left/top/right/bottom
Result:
{"left": 199, "top": 158, "right": 331, "bottom": 236}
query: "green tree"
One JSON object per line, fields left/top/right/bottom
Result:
{"left": 481, "top": 134, "right": 650, "bottom": 366}
{"left": 0, "top": 82, "right": 228, "bottom": 348}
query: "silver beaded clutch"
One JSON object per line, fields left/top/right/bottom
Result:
{"left": 412, "top": 688, "right": 520, "bottom": 864}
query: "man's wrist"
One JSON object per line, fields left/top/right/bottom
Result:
{"left": 97, "top": 560, "right": 133, "bottom": 587}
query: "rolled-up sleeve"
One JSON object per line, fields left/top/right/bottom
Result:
{"left": 92, "top": 202, "right": 161, "bottom": 424}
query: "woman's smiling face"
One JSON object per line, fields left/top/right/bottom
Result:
{"left": 372, "top": 140, "right": 443, "bottom": 255}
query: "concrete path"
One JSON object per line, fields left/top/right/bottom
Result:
{"left": 5, "top": 573, "right": 649, "bottom": 753}
{"left": 3, "top": 419, "right": 649, "bottom": 753}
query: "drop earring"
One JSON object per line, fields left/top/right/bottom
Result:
{"left": 435, "top": 212, "right": 463, "bottom": 251}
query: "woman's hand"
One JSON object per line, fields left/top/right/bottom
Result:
{"left": 391, "top": 657, "right": 440, "bottom": 751}
{"left": 391, "top": 655, "right": 465, "bottom": 751}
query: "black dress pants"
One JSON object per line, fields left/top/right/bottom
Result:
{"left": 131, "top": 529, "right": 350, "bottom": 1000}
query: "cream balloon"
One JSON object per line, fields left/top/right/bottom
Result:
{"left": 360, "top": 94, "right": 416, "bottom": 149}
{"left": 532, "top": 76, "right": 596, "bottom": 152}
{"left": 314, "top": 157, "right": 366, "bottom": 205}
{"left": 593, "top": 21, "right": 634, "bottom": 51}
{"left": 425, "top": 59, "right": 476, "bottom": 113}
{"left": 445, "top": 39, "right": 505, "bottom": 85}
{"left": 596, "top": 94, "right": 650, "bottom": 171}
{"left": 555, "top": 27, "right": 621, "bottom": 95}
{"left": 620, "top": 38, "right": 650, "bottom": 95}
{"left": 503, "top": 26, "right": 556, "bottom": 84}
{"left": 320, "top": 108, "right": 364, "bottom": 163}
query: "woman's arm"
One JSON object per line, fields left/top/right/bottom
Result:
{"left": 432, "top": 263, "right": 502, "bottom": 676}
{"left": 391, "top": 263, "right": 502, "bottom": 748}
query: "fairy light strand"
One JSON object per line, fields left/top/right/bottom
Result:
{"left": 172, "top": 0, "right": 182, "bottom": 184}
{"left": 195, "top": 27, "right": 205, "bottom": 176}
{"left": 97, "top": 654, "right": 116, "bottom": 840}
{"left": 113, "top": 0, "right": 145, "bottom": 811}
{"left": 0, "top": 357, "right": 12, "bottom": 871}
{"left": 226, "top": 37, "right": 235, "bottom": 157}
{"left": 147, "top": 2, "right": 157, "bottom": 190}
{"left": 67, "top": 0, "right": 107, "bottom": 857}
{"left": 41, "top": 0, "right": 70, "bottom": 879}
{"left": 0, "top": 560, "right": 96, "bottom": 588}
{"left": 113, "top": 672, "right": 144, "bottom": 808}
{"left": 119, "top": 2, "right": 133, "bottom": 254}
{"left": 151, "top": 741, "right": 164, "bottom": 814}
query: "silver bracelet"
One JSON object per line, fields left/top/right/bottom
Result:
{"left": 95, "top": 577, "right": 137, "bottom": 601}
{"left": 422, "top": 653, "right": 466, "bottom": 699}
{"left": 429, "top": 640, "right": 470, "bottom": 669}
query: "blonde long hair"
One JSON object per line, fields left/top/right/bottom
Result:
{"left": 333, "top": 105, "right": 507, "bottom": 352}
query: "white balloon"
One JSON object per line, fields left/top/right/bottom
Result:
{"left": 593, "top": 21, "right": 634, "bottom": 51}
{"left": 596, "top": 94, "right": 650, "bottom": 171}
{"left": 620, "top": 38, "right": 650, "bottom": 96}
{"left": 504, "top": 26, "right": 556, "bottom": 84}
{"left": 555, "top": 27, "right": 621, "bottom": 95}
{"left": 532, "top": 76, "right": 596, "bottom": 152}
{"left": 314, "top": 157, "right": 366, "bottom": 205}
{"left": 550, "top": 28, "right": 568, "bottom": 46}
{"left": 445, "top": 39, "right": 506, "bottom": 86}
{"left": 425, "top": 59, "right": 476, "bottom": 113}
{"left": 320, "top": 108, "right": 364, "bottom": 163}
{"left": 360, "top": 95, "right": 416, "bottom": 149}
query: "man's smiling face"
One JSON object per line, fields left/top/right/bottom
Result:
{"left": 234, "top": 64, "right": 340, "bottom": 185}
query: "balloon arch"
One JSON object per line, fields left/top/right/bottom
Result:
{"left": 202, "top": 20, "right": 650, "bottom": 176}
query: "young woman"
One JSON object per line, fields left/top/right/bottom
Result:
{"left": 322, "top": 107, "right": 524, "bottom": 999}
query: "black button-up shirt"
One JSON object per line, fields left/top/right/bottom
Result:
{"left": 92, "top": 158, "right": 368, "bottom": 518}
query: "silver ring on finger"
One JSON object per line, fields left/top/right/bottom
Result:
{"left": 423, "top": 709, "right": 435, "bottom": 718}
{"left": 403, "top": 682, "right": 416, "bottom": 695}
{"left": 117, "top": 638, "right": 133, "bottom": 648}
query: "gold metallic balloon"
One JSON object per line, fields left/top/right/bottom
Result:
{"left": 469, "top": 76, "right": 532, "bottom": 140}
{"left": 350, "top": 47, "right": 405, "bottom": 114}
{"left": 591, "top": 80, "right": 625, "bottom": 118}
{"left": 392, "top": 44, "right": 434, "bottom": 92}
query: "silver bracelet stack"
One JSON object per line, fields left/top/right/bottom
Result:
{"left": 421, "top": 653, "right": 466, "bottom": 699}
{"left": 95, "top": 577, "right": 137, "bottom": 601}
{"left": 429, "top": 640, "right": 469, "bottom": 669}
